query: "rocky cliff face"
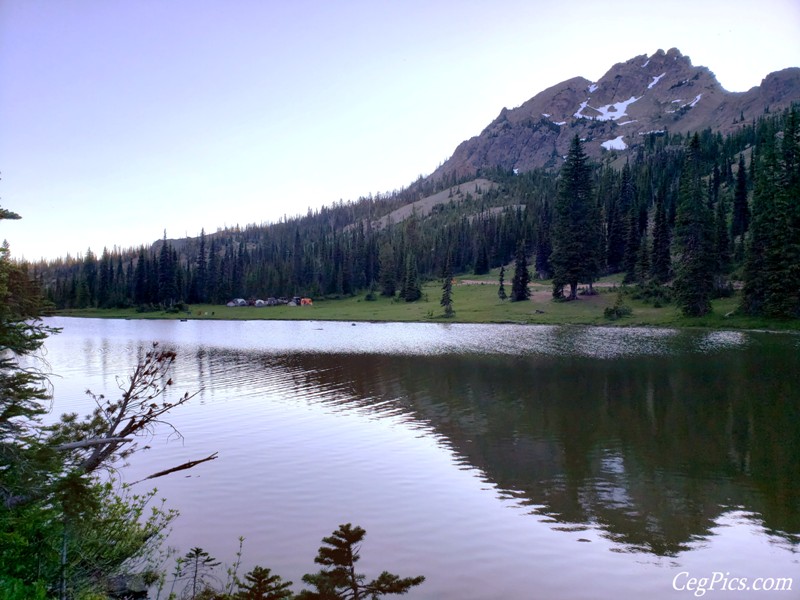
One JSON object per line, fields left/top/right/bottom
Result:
{"left": 432, "top": 48, "right": 800, "bottom": 179}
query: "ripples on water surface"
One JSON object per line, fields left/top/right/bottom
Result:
{"left": 33, "top": 318, "right": 800, "bottom": 599}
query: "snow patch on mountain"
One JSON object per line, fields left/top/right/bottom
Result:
{"left": 588, "top": 83, "right": 598, "bottom": 93}
{"left": 648, "top": 73, "right": 666, "bottom": 89}
{"left": 573, "top": 100, "right": 590, "bottom": 119}
{"left": 595, "top": 96, "right": 641, "bottom": 121}
{"left": 668, "top": 94, "right": 704, "bottom": 113}
{"left": 601, "top": 136, "right": 627, "bottom": 150}
{"left": 573, "top": 96, "right": 641, "bottom": 121}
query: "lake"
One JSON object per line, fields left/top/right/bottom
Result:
{"left": 34, "top": 317, "right": 800, "bottom": 599}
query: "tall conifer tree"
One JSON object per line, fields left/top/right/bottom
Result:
{"left": 622, "top": 207, "right": 642, "bottom": 284}
{"left": 673, "top": 134, "right": 715, "bottom": 316}
{"left": 731, "top": 154, "right": 750, "bottom": 243}
{"left": 378, "top": 242, "right": 396, "bottom": 297}
{"left": 741, "top": 107, "right": 800, "bottom": 317}
{"left": 497, "top": 265, "right": 507, "bottom": 301}
{"left": 133, "top": 248, "right": 147, "bottom": 305}
{"left": 157, "top": 233, "right": 177, "bottom": 307}
{"left": 440, "top": 255, "right": 454, "bottom": 317}
{"left": 534, "top": 202, "right": 552, "bottom": 279}
{"left": 402, "top": 255, "right": 421, "bottom": 302}
{"left": 192, "top": 228, "right": 208, "bottom": 303}
{"left": 473, "top": 234, "right": 490, "bottom": 275}
{"left": 713, "top": 196, "right": 731, "bottom": 277}
{"left": 607, "top": 163, "right": 633, "bottom": 273}
{"left": 650, "top": 197, "right": 671, "bottom": 283}
{"left": 551, "top": 135, "right": 599, "bottom": 299}
{"left": 511, "top": 242, "right": 531, "bottom": 302}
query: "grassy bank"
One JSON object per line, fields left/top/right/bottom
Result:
{"left": 55, "top": 272, "right": 800, "bottom": 331}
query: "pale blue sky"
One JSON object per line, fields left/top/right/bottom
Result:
{"left": 2, "top": 0, "right": 799, "bottom": 261}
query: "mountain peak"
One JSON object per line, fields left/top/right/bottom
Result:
{"left": 431, "top": 49, "right": 800, "bottom": 180}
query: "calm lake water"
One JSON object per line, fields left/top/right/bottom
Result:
{"left": 35, "top": 317, "right": 800, "bottom": 599}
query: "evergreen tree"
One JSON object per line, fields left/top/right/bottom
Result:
{"left": 741, "top": 139, "right": 782, "bottom": 315}
{"left": 299, "top": 524, "right": 424, "bottom": 600}
{"left": 473, "top": 234, "right": 490, "bottom": 275}
{"left": 634, "top": 229, "right": 651, "bottom": 285}
{"left": 606, "top": 163, "right": 632, "bottom": 273}
{"left": 377, "top": 242, "right": 396, "bottom": 297}
{"left": 497, "top": 265, "right": 507, "bottom": 301}
{"left": 622, "top": 207, "right": 642, "bottom": 284}
{"left": 232, "top": 240, "right": 247, "bottom": 298}
{"left": 97, "top": 248, "right": 112, "bottom": 308}
{"left": 673, "top": 134, "right": 715, "bottom": 316}
{"left": 173, "top": 246, "right": 186, "bottom": 301}
{"left": 440, "top": 255, "right": 454, "bottom": 317}
{"left": 81, "top": 249, "right": 98, "bottom": 308}
{"left": 550, "top": 136, "right": 599, "bottom": 299}
{"left": 0, "top": 212, "right": 59, "bottom": 505}
{"left": 157, "top": 233, "right": 178, "bottom": 307}
{"left": 510, "top": 242, "right": 531, "bottom": 302}
{"left": 133, "top": 248, "right": 148, "bottom": 305}
{"left": 741, "top": 108, "right": 800, "bottom": 317}
{"left": 207, "top": 239, "right": 220, "bottom": 304}
{"left": 401, "top": 255, "right": 421, "bottom": 302}
{"left": 650, "top": 197, "right": 671, "bottom": 283}
{"left": 292, "top": 229, "right": 304, "bottom": 290}
{"left": 236, "top": 566, "right": 293, "bottom": 600}
{"left": 533, "top": 215, "right": 552, "bottom": 279}
{"left": 781, "top": 106, "right": 800, "bottom": 316}
{"left": 710, "top": 162, "right": 721, "bottom": 207}
{"left": 180, "top": 547, "right": 221, "bottom": 599}
{"left": 731, "top": 153, "right": 750, "bottom": 244}
{"left": 713, "top": 195, "right": 731, "bottom": 276}
{"left": 191, "top": 228, "right": 208, "bottom": 303}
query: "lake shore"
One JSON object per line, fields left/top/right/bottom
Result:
{"left": 54, "top": 275, "right": 800, "bottom": 332}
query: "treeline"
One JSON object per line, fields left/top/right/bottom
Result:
{"left": 34, "top": 183, "right": 536, "bottom": 308}
{"left": 30, "top": 105, "right": 799, "bottom": 318}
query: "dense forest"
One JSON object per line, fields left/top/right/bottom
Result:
{"left": 26, "top": 105, "right": 800, "bottom": 319}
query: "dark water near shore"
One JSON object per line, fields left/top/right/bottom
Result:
{"left": 36, "top": 318, "right": 800, "bottom": 599}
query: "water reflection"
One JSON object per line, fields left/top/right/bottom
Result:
{"left": 36, "top": 319, "right": 800, "bottom": 597}
{"left": 230, "top": 346, "right": 800, "bottom": 558}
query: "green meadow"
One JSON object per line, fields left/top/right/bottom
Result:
{"left": 56, "top": 270, "right": 800, "bottom": 331}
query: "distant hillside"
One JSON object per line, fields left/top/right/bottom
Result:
{"left": 365, "top": 178, "right": 498, "bottom": 230}
{"left": 430, "top": 48, "right": 800, "bottom": 180}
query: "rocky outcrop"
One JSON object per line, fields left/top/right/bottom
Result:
{"left": 432, "top": 48, "right": 800, "bottom": 179}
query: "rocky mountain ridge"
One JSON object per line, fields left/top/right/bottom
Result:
{"left": 431, "top": 48, "right": 800, "bottom": 180}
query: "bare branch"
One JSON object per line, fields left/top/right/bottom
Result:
{"left": 54, "top": 437, "right": 133, "bottom": 450}
{"left": 130, "top": 452, "right": 219, "bottom": 485}
{"left": 51, "top": 343, "right": 201, "bottom": 476}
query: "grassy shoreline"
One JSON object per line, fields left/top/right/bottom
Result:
{"left": 54, "top": 274, "right": 800, "bottom": 332}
